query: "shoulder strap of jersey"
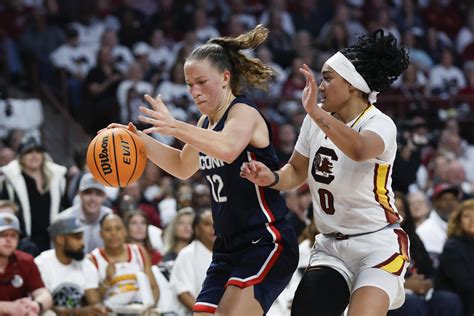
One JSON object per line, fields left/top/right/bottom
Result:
{"left": 223, "top": 96, "right": 274, "bottom": 141}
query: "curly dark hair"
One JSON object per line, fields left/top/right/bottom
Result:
{"left": 186, "top": 24, "right": 276, "bottom": 95}
{"left": 340, "top": 29, "right": 409, "bottom": 92}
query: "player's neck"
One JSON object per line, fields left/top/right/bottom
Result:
{"left": 336, "top": 100, "right": 370, "bottom": 124}
{"left": 208, "top": 89, "right": 235, "bottom": 127}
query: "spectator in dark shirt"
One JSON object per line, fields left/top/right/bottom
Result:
{"left": 83, "top": 45, "right": 122, "bottom": 134}
{"left": 436, "top": 199, "right": 474, "bottom": 316}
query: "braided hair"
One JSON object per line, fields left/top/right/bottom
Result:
{"left": 340, "top": 29, "right": 409, "bottom": 93}
{"left": 186, "top": 24, "right": 276, "bottom": 95}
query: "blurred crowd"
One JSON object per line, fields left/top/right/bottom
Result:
{"left": 1, "top": 0, "right": 474, "bottom": 315}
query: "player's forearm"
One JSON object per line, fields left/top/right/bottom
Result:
{"left": 308, "top": 108, "right": 367, "bottom": 161}
{"left": 173, "top": 120, "right": 243, "bottom": 163}
{"left": 137, "top": 131, "right": 196, "bottom": 179}
{"left": 272, "top": 163, "right": 307, "bottom": 191}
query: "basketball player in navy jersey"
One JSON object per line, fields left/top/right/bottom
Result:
{"left": 242, "top": 30, "right": 410, "bottom": 315}
{"left": 106, "top": 25, "right": 298, "bottom": 315}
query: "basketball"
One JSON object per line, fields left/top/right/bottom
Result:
{"left": 86, "top": 128, "right": 147, "bottom": 188}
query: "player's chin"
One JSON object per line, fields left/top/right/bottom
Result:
{"left": 320, "top": 101, "right": 330, "bottom": 112}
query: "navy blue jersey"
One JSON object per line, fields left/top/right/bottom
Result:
{"left": 199, "top": 96, "right": 289, "bottom": 239}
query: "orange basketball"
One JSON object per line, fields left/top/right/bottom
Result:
{"left": 86, "top": 128, "right": 147, "bottom": 188}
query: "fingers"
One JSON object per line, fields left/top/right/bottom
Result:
{"left": 138, "top": 114, "right": 158, "bottom": 126}
{"left": 240, "top": 161, "right": 262, "bottom": 177}
{"left": 139, "top": 105, "right": 157, "bottom": 117}
{"left": 299, "top": 64, "right": 316, "bottom": 83}
{"left": 142, "top": 127, "right": 157, "bottom": 134}
{"left": 240, "top": 162, "right": 251, "bottom": 177}
{"left": 144, "top": 94, "right": 167, "bottom": 112}
{"left": 127, "top": 122, "right": 137, "bottom": 133}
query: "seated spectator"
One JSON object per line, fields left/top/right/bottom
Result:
{"left": 115, "top": 182, "right": 161, "bottom": 228}
{"left": 0, "top": 213, "right": 52, "bottom": 315}
{"left": 318, "top": 3, "right": 366, "bottom": 46}
{"left": 317, "top": 21, "right": 349, "bottom": 52}
{"left": 455, "top": 7, "right": 474, "bottom": 55}
{"left": 83, "top": 45, "right": 122, "bottom": 134}
{"left": 116, "top": 62, "right": 153, "bottom": 126}
{"left": 70, "top": 13, "right": 106, "bottom": 51}
{"left": 0, "top": 200, "right": 38, "bottom": 255}
{"left": 428, "top": 47, "right": 466, "bottom": 99}
{"left": 275, "top": 123, "right": 297, "bottom": 166}
{"left": 0, "top": 136, "right": 68, "bottom": 254}
{"left": 140, "top": 161, "right": 167, "bottom": 212}
{"left": 193, "top": 8, "right": 220, "bottom": 44}
{"left": 407, "top": 191, "right": 431, "bottom": 228}
{"left": 402, "top": 30, "right": 434, "bottom": 73}
{"left": 49, "top": 27, "right": 95, "bottom": 114}
{"left": 148, "top": 29, "right": 175, "bottom": 74}
{"left": 170, "top": 209, "right": 214, "bottom": 314}
{"left": 458, "top": 61, "right": 474, "bottom": 109}
{"left": 254, "top": 45, "right": 286, "bottom": 99}
{"left": 99, "top": 29, "right": 134, "bottom": 75}
{"left": 18, "top": 11, "right": 66, "bottom": 85}
{"left": 133, "top": 42, "right": 161, "bottom": 89}
{"left": 88, "top": 214, "right": 159, "bottom": 308}
{"left": 124, "top": 210, "right": 163, "bottom": 265}
{"left": 61, "top": 173, "right": 112, "bottom": 253}
{"left": 417, "top": 182, "right": 462, "bottom": 267}
{"left": 155, "top": 61, "right": 195, "bottom": 122}
{"left": 389, "top": 192, "right": 463, "bottom": 316}
{"left": 176, "top": 183, "right": 194, "bottom": 210}
{"left": 192, "top": 184, "right": 211, "bottom": 211}
{"left": 0, "top": 146, "right": 15, "bottom": 167}
{"left": 436, "top": 199, "right": 474, "bottom": 316}
{"left": 445, "top": 160, "right": 473, "bottom": 199}
{"left": 162, "top": 207, "right": 194, "bottom": 263}
{"left": 265, "top": 9, "right": 295, "bottom": 68}
{"left": 35, "top": 214, "right": 107, "bottom": 315}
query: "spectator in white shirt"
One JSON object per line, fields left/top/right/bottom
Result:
{"left": 49, "top": 27, "right": 95, "bottom": 114}
{"left": 429, "top": 48, "right": 466, "bottom": 98}
{"left": 170, "top": 209, "right": 214, "bottom": 315}
{"left": 417, "top": 183, "right": 462, "bottom": 268}
{"left": 70, "top": 14, "right": 106, "bottom": 51}
{"left": 61, "top": 173, "right": 112, "bottom": 253}
{"left": 100, "top": 29, "right": 134, "bottom": 74}
{"left": 35, "top": 214, "right": 107, "bottom": 315}
{"left": 116, "top": 62, "right": 153, "bottom": 125}
{"left": 193, "top": 9, "right": 220, "bottom": 44}
{"left": 148, "top": 29, "right": 175, "bottom": 74}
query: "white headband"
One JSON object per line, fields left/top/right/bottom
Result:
{"left": 325, "top": 51, "right": 379, "bottom": 104}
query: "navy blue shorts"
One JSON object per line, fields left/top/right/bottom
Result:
{"left": 193, "top": 221, "right": 298, "bottom": 314}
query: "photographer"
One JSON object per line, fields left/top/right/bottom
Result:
{"left": 393, "top": 117, "right": 437, "bottom": 194}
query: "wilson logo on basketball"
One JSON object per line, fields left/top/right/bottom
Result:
{"left": 99, "top": 135, "right": 112, "bottom": 175}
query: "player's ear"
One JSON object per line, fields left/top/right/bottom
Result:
{"left": 222, "top": 70, "right": 231, "bottom": 88}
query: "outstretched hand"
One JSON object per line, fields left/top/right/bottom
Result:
{"left": 240, "top": 161, "right": 275, "bottom": 187}
{"left": 299, "top": 63, "right": 319, "bottom": 116}
{"left": 139, "top": 94, "right": 177, "bottom": 136}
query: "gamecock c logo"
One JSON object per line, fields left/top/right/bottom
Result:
{"left": 311, "top": 147, "right": 338, "bottom": 184}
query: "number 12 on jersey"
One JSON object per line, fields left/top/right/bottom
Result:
{"left": 206, "top": 175, "right": 227, "bottom": 203}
